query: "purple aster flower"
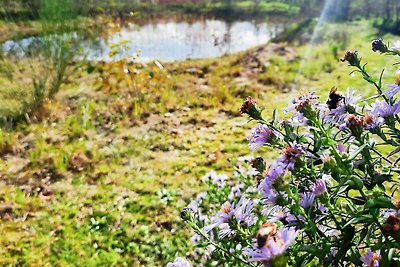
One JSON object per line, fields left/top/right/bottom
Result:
{"left": 285, "top": 213, "right": 305, "bottom": 223}
{"left": 344, "top": 88, "right": 362, "bottom": 105}
{"left": 203, "top": 201, "right": 234, "bottom": 233}
{"left": 260, "top": 143, "right": 304, "bottom": 192}
{"left": 228, "top": 183, "right": 244, "bottom": 199}
{"left": 290, "top": 112, "right": 309, "bottom": 126}
{"left": 265, "top": 161, "right": 287, "bottom": 182}
{"left": 244, "top": 226, "right": 298, "bottom": 265}
{"left": 262, "top": 205, "right": 285, "bottom": 222}
{"left": 337, "top": 143, "right": 346, "bottom": 154}
{"left": 218, "top": 223, "right": 236, "bottom": 239}
{"left": 331, "top": 247, "right": 338, "bottom": 256}
{"left": 360, "top": 250, "right": 380, "bottom": 267}
{"left": 258, "top": 179, "right": 278, "bottom": 203}
{"left": 310, "top": 179, "right": 327, "bottom": 196}
{"left": 234, "top": 197, "right": 257, "bottom": 226}
{"left": 213, "top": 201, "right": 234, "bottom": 225}
{"left": 299, "top": 192, "right": 315, "bottom": 209}
{"left": 317, "top": 204, "right": 327, "bottom": 213}
{"left": 166, "top": 257, "right": 191, "bottom": 267}
{"left": 248, "top": 124, "right": 282, "bottom": 151}
{"left": 384, "top": 81, "right": 400, "bottom": 100}
{"left": 210, "top": 173, "right": 227, "bottom": 188}
{"left": 195, "top": 192, "right": 207, "bottom": 203}
{"left": 278, "top": 144, "right": 304, "bottom": 171}
{"left": 367, "top": 100, "right": 400, "bottom": 118}
{"left": 202, "top": 171, "right": 217, "bottom": 182}
{"left": 191, "top": 234, "right": 201, "bottom": 245}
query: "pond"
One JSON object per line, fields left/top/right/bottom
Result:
{"left": 2, "top": 17, "right": 285, "bottom": 62}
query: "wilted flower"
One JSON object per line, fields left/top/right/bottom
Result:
{"left": 360, "top": 250, "right": 380, "bottom": 267}
{"left": 244, "top": 226, "right": 298, "bottom": 265}
{"left": 339, "top": 114, "right": 364, "bottom": 134}
{"left": 371, "top": 38, "right": 388, "bottom": 53}
{"left": 310, "top": 179, "right": 327, "bottom": 196}
{"left": 248, "top": 124, "right": 282, "bottom": 150}
{"left": 341, "top": 51, "right": 360, "bottom": 66}
{"left": 362, "top": 114, "right": 383, "bottom": 130}
{"left": 320, "top": 154, "right": 331, "bottom": 163}
{"left": 286, "top": 91, "right": 320, "bottom": 120}
{"left": 240, "top": 96, "right": 263, "bottom": 120}
{"left": 166, "top": 257, "right": 191, "bottom": 267}
{"left": 384, "top": 215, "right": 400, "bottom": 233}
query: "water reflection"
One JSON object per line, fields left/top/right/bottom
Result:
{"left": 3, "top": 18, "right": 283, "bottom": 62}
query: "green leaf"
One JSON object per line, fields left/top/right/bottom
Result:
{"left": 298, "top": 245, "right": 322, "bottom": 257}
{"left": 343, "top": 215, "right": 373, "bottom": 228}
{"left": 195, "top": 242, "right": 210, "bottom": 248}
{"left": 348, "top": 143, "right": 368, "bottom": 161}
{"left": 364, "top": 196, "right": 395, "bottom": 209}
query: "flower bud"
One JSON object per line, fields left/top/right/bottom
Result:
{"left": 371, "top": 39, "right": 388, "bottom": 53}
{"left": 180, "top": 207, "right": 193, "bottom": 221}
{"left": 240, "top": 96, "right": 263, "bottom": 120}
{"left": 340, "top": 51, "right": 360, "bottom": 67}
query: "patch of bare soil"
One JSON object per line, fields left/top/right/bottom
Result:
{"left": 234, "top": 43, "right": 298, "bottom": 90}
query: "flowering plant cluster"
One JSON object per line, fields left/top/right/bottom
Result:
{"left": 169, "top": 39, "right": 400, "bottom": 267}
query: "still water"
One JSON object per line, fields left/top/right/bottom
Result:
{"left": 2, "top": 18, "right": 283, "bottom": 62}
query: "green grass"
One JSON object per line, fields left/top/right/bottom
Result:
{"left": 0, "top": 19, "right": 399, "bottom": 266}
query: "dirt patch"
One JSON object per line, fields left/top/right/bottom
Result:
{"left": 236, "top": 43, "right": 297, "bottom": 76}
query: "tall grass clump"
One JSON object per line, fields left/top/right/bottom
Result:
{"left": 0, "top": 1, "right": 86, "bottom": 126}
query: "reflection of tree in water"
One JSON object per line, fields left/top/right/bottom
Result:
{"left": 211, "top": 21, "right": 231, "bottom": 54}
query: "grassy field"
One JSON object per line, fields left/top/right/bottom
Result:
{"left": 0, "top": 20, "right": 399, "bottom": 266}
